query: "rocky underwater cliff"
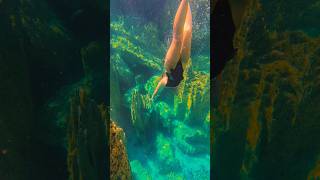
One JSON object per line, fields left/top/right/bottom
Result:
{"left": 212, "top": 0, "right": 320, "bottom": 179}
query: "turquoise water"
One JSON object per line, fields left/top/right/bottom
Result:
{"left": 110, "top": 0, "right": 210, "bottom": 179}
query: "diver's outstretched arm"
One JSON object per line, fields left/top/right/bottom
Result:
{"left": 152, "top": 75, "right": 168, "bottom": 99}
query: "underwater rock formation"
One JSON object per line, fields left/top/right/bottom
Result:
{"left": 110, "top": 17, "right": 163, "bottom": 72}
{"left": 129, "top": 88, "right": 160, "bottom": 142}
{"left": 212, "top": 0, "right": 320, "bottom": 179}
{"left": 130, "top": 160, "right": 152, "bottom": 179}
{"left": 67, "top": 89, "right": 107, "bottom": 180}
{"left": 177, "top": 70, "right": 210, "bottom": 127}
{"left": 110, "top": 121, "right": 132, "bottom": 180}
{"left": 156, "top": 133, "right": 181, "bottom": 173}
{"left": 173, "top": 120, "right": 209, "bottom": 155}
{"left": 156, "top": 134, "right": 180, "bottom": 173}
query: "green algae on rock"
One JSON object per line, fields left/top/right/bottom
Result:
{"left": 130, "top": 160, "right": 152, "bottom": 180}
{"left": 212, "top": 0, "right": 320, "bottom": 179}
{"left": 110, "top": 121, "right": 132, "bottom": 180}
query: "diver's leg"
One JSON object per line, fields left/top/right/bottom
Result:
{"left": 180, "top": 3, "right": 192, "bottom": 66}
{"left": 173, "top": 0, "right": 189, "bottom": 41}
{"left": 164, "top": 0, "right": 189, "bottom": 72}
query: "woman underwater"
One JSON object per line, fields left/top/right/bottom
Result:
{"left": 152, "top": 0, "right": 248, "bottom": 99}
{"left": 152, "top": 0, "right": 192, "bottom": 99}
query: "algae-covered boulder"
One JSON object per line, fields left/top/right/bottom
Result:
{"left": 182, "top": 71, "right": 210, "bottom": 127}
{"left": 128, "top": 88, "right": 161, "bottom": 142}
{"left": 156, "top": 134, "right": 181, "bottom": 174}
{"left": 110, "top": 17, "right": 163, "bottom": 74}
{"left": 173, "top": 121, "right": 209, "bottom": 155}
{"left": 110, "top": 121, "right": 132, "bottom": 180}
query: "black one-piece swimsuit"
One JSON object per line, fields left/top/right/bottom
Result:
{"left": 166, "top": 59, "right": 184, "bottom": 87}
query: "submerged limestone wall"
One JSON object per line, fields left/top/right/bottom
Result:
{"left": 212, "top": 0, "right": 320, "bottom": 179}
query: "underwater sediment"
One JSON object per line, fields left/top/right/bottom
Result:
{"left": 212, "top": 0, "right": 320, "bottom": 179}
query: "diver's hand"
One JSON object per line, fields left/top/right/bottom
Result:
{"left": 147, "top": 94, "right": 155, "bottom": 114}
{"left": 150, "top": 94, "right": 155, "bottom": 102}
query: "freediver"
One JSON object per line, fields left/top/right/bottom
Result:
{"left": 151, "top": 0, "right": 192, "bottom": 99}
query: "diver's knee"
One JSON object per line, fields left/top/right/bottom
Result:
{"left": 164, "top": 61, "right": 171, "bottom": 73}
{"left": 173, "top": 33, "right": 183, "bottom": 44}
{"left": 184, "top": 25, "right": 191, "bottom": 33}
